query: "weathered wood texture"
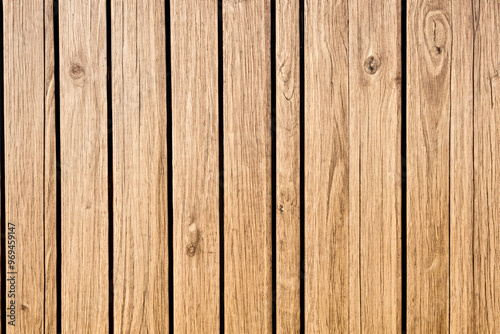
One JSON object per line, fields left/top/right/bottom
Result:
{"left": 223, "top": 0, "right": 272, "bottom": 332}
{"left": 473, "top": 0, "right": 500, "bottom": 332}
{"left": 276, "top": 0, "right": 301, "bottom": 332}
{"left": 1, "top": 0, "right": 500, "bottom": 332}
{"left": 350, "top": 0, "right": 402, "bottom": 332}
{"left": 171, "top": 0, "right": 220, "bottom": 332}
{"left": 407, "top": 0, "right": 451, "bottom": 332}
{"left": 304, "top": 1, "right": 349, "bottom": 332}
{"left": 450, "top": 0, "right": 474, "bottom": 332}
{"left": 43, "top": 0, "right": 57, "bottom": 332}
{"left": 111, "top": 0, "right": 169, "bottom": 332}
{"left": 59, "top": 0, "right": 109, "bottom": 332}
{"left": 3, "top": 1, "right": 45, "bottom": 332}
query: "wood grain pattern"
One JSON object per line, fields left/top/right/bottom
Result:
{"left": 44, "top": 0, "right": 57, "bottom": 332}
{"left": 450, "top": 0, "right": 474, "bottom": 332}
{"left": 276, "top": 0, "right": 300, "bottom": 332}
{"left": 349, "top": 0, "right": 402, "bottom": 332}
{"left": 304, "top": 1, "right": 349, "bottom": 332}
{"left": 223, "top": 0, "right": 272, "bottom": 332}
{"left": 3, "top": 1, "right": 45, "bottom": 332}
{"left": 111, "top": 1, "right": 168, "bottom": 332}
{"left": 473, "top": 0, "right": 500, "bottom": 332}
{"left": 59, "top": 0, "right": 109, "bottom": 332}
{"left": 170, "top": 0, "right": 220, "bottom": 332}
{"left": 407, "top": 0, "right": 451, "bottom": 332}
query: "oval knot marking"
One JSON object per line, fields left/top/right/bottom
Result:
{"left": 363, "top": 55, "right": 380, "bottom": 75}
{"left": 70, "top": 63, "right": 85, "bottom": 80}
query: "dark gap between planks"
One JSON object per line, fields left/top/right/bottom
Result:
{"left": 53, "top": 0, "right": 62, "bottom": 332}
{"left": 165, "top": 0, "right": 175, "bottom": 332}
{"left": 105, "top": 0, "right": 114, "bottom": 333}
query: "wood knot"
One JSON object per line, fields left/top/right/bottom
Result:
{"left": 187, "top": 245, "right": 197, "bottom": 257}
{"left": 424, "top": 11, "right": 451, "bottom": 60}
{"left": 363, "top": 55, "right": 380, "bottom": 75}
{"left": 186, "top": 223, "right": 200, "bottom": 257}
{"left": 69, "top": 63, "right": 85, "bottom": 79}
{"left": 20, "top": 304, "right": 28, "bottom": 311}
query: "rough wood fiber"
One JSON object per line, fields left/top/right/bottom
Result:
{"left": 223, "top": 0, "right": 272, "bottom": 332}
{"left": 111, "top": 1, "right": 168, "bottom": 332}
{"left": 349, "top": 0, "right": 402, "bottom": 332}
{"left": 3, "top": 1, "right": 45, "bottom": 332}
{"left": 44, "top": 0, "right": 57, "bottom": 332}
{"left": 473, "top": 0, "right": 500, "bottom": 332}
{"left": 304, "top": 1, "right": 349, "bottom": 332}
{"left": 276, "top": 0, "right": 300, "bottom": 332}
{"left": 450, "top": 0, "right": 474, "bottom": 332}
{"left": 170, "top": 0, "right": 220, "bottom": 332}
{"left": 59, "top": 0, "right": 109, "bottom": 332}
{"left": 407, "top": 0, "right": 451, "bottom": 332}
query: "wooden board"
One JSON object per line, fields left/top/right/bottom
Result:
{"left": 59, "top": 0, "right": 109, "bottom": 332}
{"left": 473, "top": 0, "right": 500, "bottom": 332}
{"left": 111, "top": 1, "right": 168, "bottom": 332}
{"left": 304, "top": 1, "right": 349, "bottom": 332}
{"left": 276, "top": 0, "right": 301, "bottom": 333}
{"left": 450, "top": 0, "right": 474, "bottom": 332}
{"left": 223, "top": 0, "right": 272, "bottom": 332}
{"left": 43, "top": 0, "right": 57, "bottom": 332}
{"left": 407, "top": 0, "right": 451, "bottom": 332}
{"left": 349, "top": 0, "right": 402, "bottom": 332}
{"left": 3, "top": 1, "right": 45, "bottom": 332}
{"left": 170, "top": 0, "right": 219, "bottom": 332}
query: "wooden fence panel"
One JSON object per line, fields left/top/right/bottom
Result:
{"left": 111, "top": 1, "right": 169, "bottom": 332}
{"left": 59, "top": 0, "right": 109, "bottom": 332}
{"left": 276, "top": 0, "right": 301, "bottom": 333}
{"left": 43, "top": 0, "right": 57, "bottom": 332}
{"left": 450, "top": 0, "right": 474, "bottom": 332}
{"left": 349, "top": 0, "right": 402, "bottom": 332}
{"left": 223, "top": 0, "right": 272, "bottom": 332}
{"left": 171, "top": 0, "right": 220, "bottom": 332}
{"left": 3, "top": 1, "right": 46, "bottom": 332}
{"left": 304, "top": 1, "right": 349, "bottom": 332}
{"left": 407, "top": 0, "right": 451, "bottom": 332}
{"left": 473, "top": 0, "right": 500, "bottom": 331}
{"left": 0, "top": 0, "right": 498, "bottom": 332}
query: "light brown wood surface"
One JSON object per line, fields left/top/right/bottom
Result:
{"left": 304, "top": 1, "right": 349, "bottom": 332}
{"left": 450, "top": 0, "right": 474, "bottom": 332}
{"left": 276, "top": 0, "right": 300, "bottom": 332}
{"left": 170, "top": 0, "right": 220, "bottom": 332}
{"left": 350, "top": 0, "right": 402, "bottom": 332}
{"left": 43, "top": 0, "right": 57, "bottom": 332}
{"left": 473, "top": 0, "right": 500, "bottom": 331}
{"left": 111, "top": 1, "right": 169, "bottom": 332}
{"left": 3, "top": 1, "right": 45, "bottom": 332}
{"left": 59, "top": 0, "right": 109, "bottom": 332}
{"left": 1, "top": 1, "right": 500, "bottom": 332}
{"left": 407, "top": 0, "right": 451, "bottom": 332}
{"left": 223, "top": 0, "right": 272, "bottom": 332}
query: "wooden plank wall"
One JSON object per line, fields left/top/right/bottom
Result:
{"left": 0, "top": 0, "right": 498, "bottom": 333}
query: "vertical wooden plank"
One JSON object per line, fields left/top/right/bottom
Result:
{"left": 111, "top": 1, "right": 168, "bottom": 332}
{"left": 223, "top": 0, "right": 272, "bottom": 332}
{"left": 473, "top": 0, "right": 500, "bottom": 332}
{"left": 304, "top": 1, "right": 349, "bottom": 332}
{"left": 349, "top": 0, "right": 402, "bottom": 332}
{"left": 59, "top": 0, "right": 109, "bottom": 332}
{"left": 170, "top": 0, "right": 219, "bottom": 332}
{"left": 3, "top": 1, "right": 45, "bottom": 332}
{"left": 44, "top": 0, "right": 57, "bottom": 332}
{"left": 450, "top": 0, "right": 474, "bottom": 332}
{"left": 407, "top": 0, "right": 451, "bottom": 332}
{"left": 276, "top": 0, "right": 300, "bottom": 332}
